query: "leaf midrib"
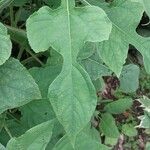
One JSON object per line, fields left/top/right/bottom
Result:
{"left": 66, "top": 0, "right": 77, "bottom": 132}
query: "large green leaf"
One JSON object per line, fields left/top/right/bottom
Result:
{"left": 88, "top": 0, "right": 150, "bottom": 76}
{"left": 0, "top": 23, "right": 12, "bottom": 66}
{"left": 0, "top": 58, "right": 41, "bottom": 114}
{"left": 6, "top": 120, "right": 54, "bottom": 150}
{"left": 99, "top": 27, "right": 129, "bottom": 77}
{"left": 26, "top": 0, "right": 112, "bottom": 142}
{"left": 142, "top": 0, "right": 150, "bottom": 17}
{"left": 53, "top": 125, "right": 109, "bottom": 150}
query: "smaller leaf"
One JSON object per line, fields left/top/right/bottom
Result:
{"left": 92, "top": 78, "right": 105, "bottom": 91}
{"left": 0, "top": 58, "right": 41, "bottom": 114}
{"left": 138, "top": 96, "right": 150, "bottom": 112}
{"left": 77, "top": 42, "right": 97, "bottom": 61}
{"left": 104, "top": 98, "right": 133, "bottom": 114}
{"left": 100, "top": 113, "right": 120, "bottom": 138}
{"left": 6, "top": 120, "right": 54, "bottom": 150}
{"left": 104, "top": 137, "right": 118, "bottom": 146}
{"left": 138, "top": 96, "right": 150, "bottom": 129}
{"left": 46, "top": 50, "right": 63, "bottom": 66}
{"left": 12, "top": 0, "right": 28, "bottom": 6}
{"left": 122, "top": 123, "right": 137, "bottom": 137}
{"left": 53, "top": 124, "right": 110, "bottom": 150}
{"left": 138, "top": 112, "right": 150, "bottom": 129}
{"left": 119, "top": 64, "right": 140, "bottom": 93}
{"left": 0, "top": 23, "right": 12, "bottom": 66}
{"left": 20, "top": 99, "right": 55, "bottom": 128}
{"left": 46, "top": 120, "right": 64, "bottom": 149}
{"left": 29, "top": 65, "right": 61, "bottom": 98}
{"left": 81, "top": 58, "right": 112, "bottom": 80}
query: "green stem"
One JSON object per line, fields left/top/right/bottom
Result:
{"left": 14, "top": 6, "right": 22, "bottom": 27}
{"left": 61, "top": 0, "right": 75, "bottom": 8}
{"left": 99, "top": 99, "right": 113, "bottom": 103}
{"left": 17, "top": 46, "right": 24, "bottom": 60}
{"left": 7, "top": 112, "right": 21, "bottom": 124}
{"left": 4, "top": 125, "right": 13, "bottom": 138}
{"left": 81, "top": 0, "right": 91, "bottom": 5}
{"left": 26, "top": 48, "right": 44, "bottom": 66}
{"left": 9, "top": 5, "right": 15, "bottom": 27}
{"left": 21, "top": 52, "right": 44, "bottom": 66}
{"left": 6, "top": 112, "right": 29, "bottom": 130}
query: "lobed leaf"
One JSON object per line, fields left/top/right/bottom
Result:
{"left": 26, "top": 0, "right": 112, "bottom": 143}
{"left": 88, "top": 0, "right": 150, "bottom": 76}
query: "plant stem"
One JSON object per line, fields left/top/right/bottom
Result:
{"left": 21, "top": 52, "right": 44, "bottom": 66}
{"left": 4, "top": 125, "right": 13, "bottom": 138}
{"left": 17, "top": 46, "right": 24, "bottom": 60}
{"left": 14, "top": 6, "right": 22, "bottom": 27}
{"left": 99, "top": 99, "right": 113, "bottom": 103}
{"left": 25, "top": 48, "right": 44, "bottom": 66}
{"left": 9, "top": 5, "right": 15, "bottom": 27}
{"left": 81, "top": 0, "right": 91, "bottom": 5}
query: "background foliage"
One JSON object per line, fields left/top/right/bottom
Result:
{"left": 0, "top": 0, "right": 150, "bottom": 149}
